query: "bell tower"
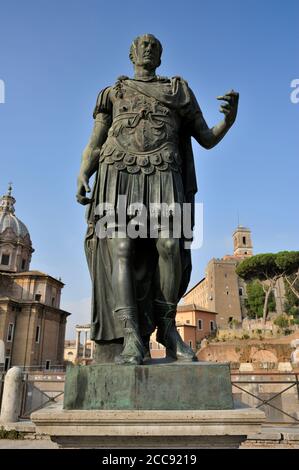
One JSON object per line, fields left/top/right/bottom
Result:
{"left": 233, "top": 225, "right": 253, "bottom": 258}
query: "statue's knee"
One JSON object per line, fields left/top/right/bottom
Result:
{"left": 115, "top": 239, "right": 133, "bottom": 260}
{"left": 158, "top": 238, "right": 179, "bottom": 258}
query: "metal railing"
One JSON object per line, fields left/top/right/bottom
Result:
{"left": 18, "top": 365, "right": 66, "bottom": 373}
{"left": 0, "top": 371, "right": 65, "bottom": 419}
{"left": 0, "top": 364, "right": 66, "bottom": 373}
{"left": 0, "top": 369, "right": 298, "bottom": 424}
{"left": 231, "top": 371, "right": 299, "bottom": 424}
{"left": 19, "top": 377, "right": 64, "bottom": 419}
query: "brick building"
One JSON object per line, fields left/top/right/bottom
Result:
{"left": 183, "top": 226, "right": 286, "bottom": 327}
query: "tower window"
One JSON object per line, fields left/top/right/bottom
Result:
{"left": 4, "top": 357, "right": 11, "bottom": 371}
{"left": 1, "top": 254, "right": 10, "bottom": 265}
{"left": 242, "top": 236, "right": 246, "bottom": 245}
{"left": 35, "top": 326, "right": 40, "bottom": 343}
{"left": 198, "top": 319, "right": 203, "bottom": 330}
{"left": 7, "top": 323, "right": 14, "bottom": 342}
{"left": 51, "top": 297, "right": 55, "bottom": 306}
{"left": 35, "top": 294, "right": 41, "bottom": 302}
{"left": 239, "top": 287, "right": 244, "bottom": 296}
{"left": 210, "top": 321, "right": 215, "bottom": 332}
{"left": 21, "top": 259, "right": 26, "bottom": 269}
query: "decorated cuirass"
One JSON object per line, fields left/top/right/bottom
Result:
{"left": 99, "top": 81, "right": 182, "bottom": 175}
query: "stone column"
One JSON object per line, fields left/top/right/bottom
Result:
{"left": 83, "top": 331, "right": 88, "bottom": 358}
{"left": 90, "top": 340, "right": 94, "bottom": 359}
{"left": 0, "top": 367, "right": 23, "bottom": 423}
{"left": 0, "top": 339, "right": 4, "bottom": 366}
{"left": 75, "top": 331, "right": 81, "bottom": 359}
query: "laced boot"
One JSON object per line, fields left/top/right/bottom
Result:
{"left": 154, "top": 300, "right": 197, "bottom": 362}
{"left": 114, "top": 307, "right": 145, "bottom": 365}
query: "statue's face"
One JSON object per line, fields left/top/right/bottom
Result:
{"left": 133, "top": 35, "right": 161, "bottom": 68}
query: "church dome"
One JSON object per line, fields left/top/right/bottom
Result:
{"left": 0, "top": 184, "right": 34, "bottom": 272}
{"left": 0, "top": 207, "right": 30, "bottom": 238}
{"left": 0, "top": 185, "right": 29, "bottom": 238}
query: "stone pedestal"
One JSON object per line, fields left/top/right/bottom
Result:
{"left": 63, "top": 362, "right": 233, "bottom": 410}
{"left": 31, "top": 406, "right": 265, "bottom": 448}
{"left": 31, "top": 361, "right": 265, "bottom": 448}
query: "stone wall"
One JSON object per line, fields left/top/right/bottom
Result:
{"left": 197, "top": 342, "right": 293, "bottom": 363}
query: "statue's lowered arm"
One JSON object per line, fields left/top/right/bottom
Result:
{"left": 76, "top": 113, "right": 111, "bottom": 205}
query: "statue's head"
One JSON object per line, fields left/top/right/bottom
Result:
{"left": 129, "top": 34, "right": 163, "bottom": 69}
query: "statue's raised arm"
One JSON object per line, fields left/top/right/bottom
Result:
{"left": 190, "top": 89, "right": 239, "bottom": 149}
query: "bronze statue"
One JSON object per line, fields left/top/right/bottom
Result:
{"left": 76, "top": 34, "right": 239, "bottom": 365}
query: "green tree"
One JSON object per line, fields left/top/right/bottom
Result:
{"left": 236, "top": 254, "right": 281, "bottom": 322}
{"left": 236, "top": 251, "right": 299, "bottom": 322}
{"left": 245, "top": 280, "right": 276, "bottom": 319}
{"left": 284, "top": 277, "right": 299, "bottom": 317}
{"left": 276, "top": 251, "right": 299, "bottom": 300}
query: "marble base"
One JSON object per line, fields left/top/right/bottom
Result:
{"left": 31, "top": 406, "right": 266, "bottom": 448}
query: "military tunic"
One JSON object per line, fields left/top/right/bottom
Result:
{"left": 92, "top": 76, "right": 201, "bottom": 223}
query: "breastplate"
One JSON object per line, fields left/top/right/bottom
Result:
{"left": 99, "top": 87, "right": 182, "bottom": 174}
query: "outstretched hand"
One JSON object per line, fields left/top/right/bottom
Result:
{"left": 217, "top": 90, "right": 239, "bottom": 124}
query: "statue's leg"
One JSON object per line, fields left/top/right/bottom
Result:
{"left": 156, "top": 237, "right": 182, "bottom": 303}
{"left": 154, "top": 236, "right": 197, "bottom": 362}
{"left": 107, "top": 237, "right": 145, "bottom": 365}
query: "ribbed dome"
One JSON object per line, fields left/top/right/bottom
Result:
{"left": 0, "top": 185, "right": 34, "bottom": 273}
{"left": 0, "top": 211, "right": 30, "bottom": 238}
{"left": 0, "top": 185, "right": 30, "bottom": 239}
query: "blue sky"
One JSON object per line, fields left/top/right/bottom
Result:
{"left": 0, "top": 0, "right": 298, "bottom": 338}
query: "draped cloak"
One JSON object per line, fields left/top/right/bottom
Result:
{"left": 84, "top": 77, "right": 201, "bottom": 341}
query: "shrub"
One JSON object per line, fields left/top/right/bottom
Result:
{"left": 0, "top": 426, "right": 24, "bottom": 440}
{"left": 274, "top": 315, "right": 289, "bottom": 328}
{"left": 284, "top": 328, "right": 292, "bottom": 336}
{"left": 242, "top": 334, "right": 250, "bottom": 340}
